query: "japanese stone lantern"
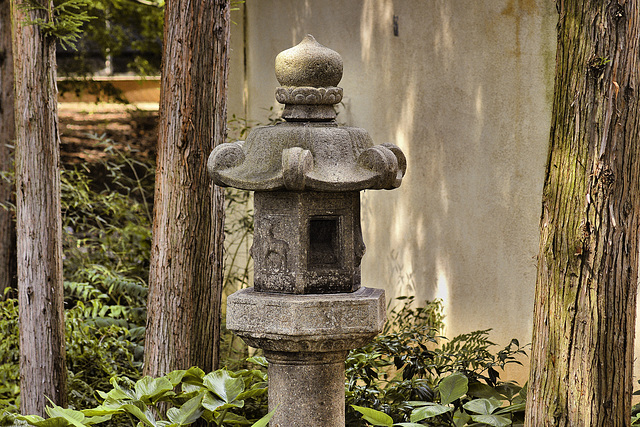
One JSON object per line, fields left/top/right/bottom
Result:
{"left": 209, "top": 35, "right": 406, "bottom": 427}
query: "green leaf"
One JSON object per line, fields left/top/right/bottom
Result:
{"left": 247, "top": 356, "right": 268, "bottom": 368}
{"left": 495, "top": 402, "right": 526, "bottom": 415}
{"left": 463, "top": 397, "right": 503, "bottom": 415}
{"left": 410, "top": 403, "right": 452, "bottom": 422}
{"left": 121, "top": 404, "right": 155, "bottom": 426}
{"left": 81, "top": 406, "right": 122, "bottom": 417}
{"left": 166, "top": 394, "right": 204, "bottom": 425}
{"left": 250, "top": 407, "right": 278, "bottom": 427}
{"left": 165, "top": 370, "right": 187, "bottom": 387}
{"left": 201, "top": 391, "right": 225, "bottom": 412}
{"left": 45, "top": 406, "right": 87, "bottom": 427}
{"left": 395, "top": 424, "right": 428, "bottom": 427}
{"left": 350, "top": 405, "right": 393, "bottom": 426}
{"left": 453, "top": 410, "right": 472, "bottom": 427}
{"left": 438, "top": 373, "right": 468, "bottom": 405}
{"left": 181, "top": 367, "right": 206, "bottom": 385}
{"left": 467, "top": 382, "right": 503, "bottom": 400}
{"left": 15, "top": 417, "right": 72, "bottom": 427}
{"left": 203, "top": 370, "right": 245, "bottom": 403}
{"left": 470, "top": 414, "right": 512, "bottom": 427}
{"left": 134, "top": 376, "right": 174, "bottom": 403}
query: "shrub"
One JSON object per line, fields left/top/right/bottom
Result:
{"left": 345, "top": 297, "right": 528, "bottom": 426}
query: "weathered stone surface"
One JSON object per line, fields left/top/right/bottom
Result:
{"left": 252, "top": 191, "right": 364, "bottom": 294}
{"left": 225, "top": 287, "right": 385, "bottom": 352}
{"left": 266, "top": 350, "right": 346, "bottom": 427}
{"left": 275, "top": 34, "right": 343, "bottom": 88}
{"left": 208, "top": 122, "right": 406, "bottom": 191}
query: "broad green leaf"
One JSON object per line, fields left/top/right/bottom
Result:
{"left": 166, "top": 394, "right": 204, "bottom": 425}
{"left": 236, "top": 384, "right": 268, "bottom": 401}
{"left": 15, "top": 415, "right": 46, "bottom": 424}
{"left": 350, "top": 405, "right": 393, "bottom": 426}
{"left": 201, "top": 391, "right": 225, "bottom": 412}
{"left": 81, "top": 406, "right": 122, "bottom": 417}
{"left": 45, "top": 406, "right": 86, "bottom": 427}
{"left": 250, "top": 407, "right": 278, "bottom": 427}
{"left": 182, "top": 367, "right": 206, "bottom": 385}
{"left": 495, "top": 402, "right": 526, "bottom": 415}
{"left": 216, "top": 411, "right": 250, "bottom": 424}
{"left": 182, "top": 383, "right": 203, "bottom": 394}
{"left": 247, "top": 356, "right": 268, "bottom": 368}
{"left": 15, "top": 416, "right": 72, "bottom": 427}
{"left": 453, "top": 410, "right": 472, "bottom": 427}
{"left": 467, "top": 382, "right": 503, "bottom": 400}
{"left": 470, "top": 414, "right": 512, "bottom": 427}
{"left": 438, "top": 373, "right": 468, "bottom": 405}
{"left": 134, "top": 376, "right": 174, "bottom": 403}
{"left": 121, "top": 404, "right": 155, "bottom": 426}
{"left": 410, "top": 403, "right": 452, "bottom": 422}
{"left": 395, "top": 424, "right": 429, "bottom": 427}
{"left": 406, "top": 401, "right": 432, "bottom": 407}
{"left": 203, "top": 370, "right": 245, "bottom": 403}
{"left": 463, "top": 397, "right": 502, "bottom": 415}
{"left": 165, "top": 370, "right": 187, "bottom": 387}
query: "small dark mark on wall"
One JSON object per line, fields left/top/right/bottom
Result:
{"left": 393, "top": 15, "right": 399, "bottom": 36}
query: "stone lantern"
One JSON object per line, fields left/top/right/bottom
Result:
{"left": 209, "top": 35, "right": 406, "bottom": 426}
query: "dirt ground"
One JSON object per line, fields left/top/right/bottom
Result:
{"left": 58, "top": 103, "right": 159, "bottom": 167}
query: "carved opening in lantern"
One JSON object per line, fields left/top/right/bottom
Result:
{"left": 309, "top": 216, "right": 340, "bottom": 268}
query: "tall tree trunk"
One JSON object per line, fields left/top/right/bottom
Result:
{"left": 526, "top": 1, "right": 639, "bottom": 426}
{"left": 11, "top": 0, "right": 67, "bottom": 415}
{"left": 144, "top": 0, "right": 229, "bottom": 377}
{"left": 0, "top": 0, "right": 16, "bottom": 297}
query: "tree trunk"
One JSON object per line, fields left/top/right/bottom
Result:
{"left": 11, "top": 0, "right": 67, "bottom": 415}
{"left": 0, "top": 0, "right": 16, "bottom": 297}
{"left": 525, "top": 1, "right": 640, "bottom": 426}
{"left": 144, "top": 0, "right": 229, "bottom": 377}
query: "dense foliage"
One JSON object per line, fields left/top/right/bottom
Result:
{"left": 345, "top": 297, "right": 528, "bottom": 426}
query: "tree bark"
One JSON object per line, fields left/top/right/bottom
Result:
{"left": 526, "top": 1, "right": 640, "bottom": 426}
{"left": 0, "top": 0, "right": 16, "bottom": 297}
{"left": 144, "top": 0, "right": 229, "bottom": 377}
{"left": 11, "top": 0, "right": 67, "bottom": 415}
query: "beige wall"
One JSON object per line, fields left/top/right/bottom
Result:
{"left": 228, "top": 1, "right": 557, "bottom": 382}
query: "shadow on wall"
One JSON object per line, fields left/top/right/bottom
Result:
{"left": 243, "top": 0, "right": 555, "bottom": 362}
{"left": 351, "top": 0, "right": 554, "bottom": 348}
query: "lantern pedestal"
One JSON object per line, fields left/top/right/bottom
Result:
{"left": 226, "top": 287, "right": 385, "bottom": 426}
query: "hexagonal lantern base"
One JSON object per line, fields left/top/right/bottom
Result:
{"left": 226, "top": 287, "right": 385, "bottom": 427}
{"left": 252, "top": 191, "right": 365, "bottom": 294}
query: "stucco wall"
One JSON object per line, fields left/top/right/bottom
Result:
{"left": 228, "top": 1, "right": 557, "bottom": 382}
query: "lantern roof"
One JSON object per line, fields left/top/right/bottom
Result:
{"left": 208, "top": 35, "right": 406, "bottom": 192}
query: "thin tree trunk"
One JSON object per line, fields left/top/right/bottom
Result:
{"left": 0, "top": 0, "right": 16, "bottom": 297}
{"left": 144, "top": 0, "right": 229, "bottom": 377}
{"left": 525, "top": 1, "right": 640, "bottom": 426}
{"left": 11, "top": 0, "right": 67, "bottom": 415}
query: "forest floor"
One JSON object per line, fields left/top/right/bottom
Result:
{"left": 58, "top": 103, "right": 159, "bottom": 167}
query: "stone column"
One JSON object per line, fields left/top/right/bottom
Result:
{"left": 226, "top": 287, "right": 386, "bottom": 426}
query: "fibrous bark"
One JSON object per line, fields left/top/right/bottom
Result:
{"left": 144, "top": 0, "right": 229, "bottom": 376}
{"left": 12, "top": 0, "right": 67, "bottom": 415}
{"left": 526, "top": 1, "right": 640, "bottom": 426}
{"left": 0, "top": 0, "right": 16, "bottom": 297}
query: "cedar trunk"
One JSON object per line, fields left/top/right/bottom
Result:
{"left": 0, "top": 0, "right": 16, "bottom": 296}
{"left": 144, "top": 0, "right": 229, "bottom": 376}
{"left": 525, "top": 1, "right": 640, "bottom": 426}
{"left": 11, "top": 0, "right": 67, "bottom": 415}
